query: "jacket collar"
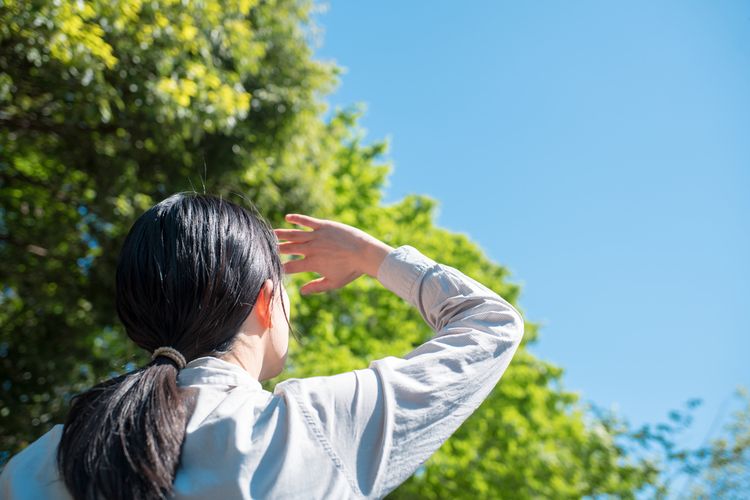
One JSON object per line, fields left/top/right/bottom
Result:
{"left": 177, "top": 356, "right": 262, "bottom": 391}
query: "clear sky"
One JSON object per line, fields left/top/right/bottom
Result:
{"left": 312, "top": 0, "right": 750, "bottom": 459}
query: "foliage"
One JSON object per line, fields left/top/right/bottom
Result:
{"left": 685, "top": 388, "right": 750, "bottom": 499}
{"left": 0, "top": 1, "right": 729, "bottom": 497}
{"left": 0, "top": 0, "right": 337, "bottom": 457}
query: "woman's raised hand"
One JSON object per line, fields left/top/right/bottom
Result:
{"left": 273, "top": 214, "right": 394, "bottom": 295}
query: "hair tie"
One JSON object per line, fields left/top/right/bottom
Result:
{"left": 151, "top": 346, "right": 187, "bottom": 369}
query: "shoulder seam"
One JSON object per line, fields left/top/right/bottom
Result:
{"left": 284, "top": 382, "right": 365, "bottom": 498}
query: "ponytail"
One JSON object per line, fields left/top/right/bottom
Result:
{"left": 57, "top": 359, "right": 197, "bottom": 499}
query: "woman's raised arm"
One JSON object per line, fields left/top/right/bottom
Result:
{"left": 274, "top": 216, "right": 524, "bottom": 498}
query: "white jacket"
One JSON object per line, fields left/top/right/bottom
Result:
{"left": 0, "top": 245, "right": 524, "bottom": 499}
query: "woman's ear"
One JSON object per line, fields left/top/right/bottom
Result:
{"left": 254, "top": 279, "right": 275, "bottom": 329}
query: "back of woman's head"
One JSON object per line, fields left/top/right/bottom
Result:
{"left": 57, "top": 191, "right": 286, "bottom": 500}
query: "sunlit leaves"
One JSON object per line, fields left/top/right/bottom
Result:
{"left": 0, "top": 0, "right": 334, "bottom": 455}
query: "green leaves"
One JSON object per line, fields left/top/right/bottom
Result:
{"left": 0, "top": 0, "right": 335, "bottom": 455}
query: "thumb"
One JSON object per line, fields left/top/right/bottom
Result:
{"left": 300, "top": 277, "right": 334, "bottom": 295}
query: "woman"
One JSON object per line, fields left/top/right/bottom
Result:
{"left": 0, "top": 192, "right": 524, "bottom": 499}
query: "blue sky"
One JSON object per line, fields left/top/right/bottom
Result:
{"left": 312, "top": 0, "right": 750, "bottom": 460}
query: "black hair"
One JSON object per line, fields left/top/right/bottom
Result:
{"left": 56, "top": 192, "right": 292, "bottom": 499}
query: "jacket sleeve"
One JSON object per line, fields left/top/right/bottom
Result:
{"left": 273, "top": 245, "right": 524, "bottom": 498}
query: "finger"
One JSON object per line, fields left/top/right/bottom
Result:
{"left": 273, "top": 228, "right": 313, "bottom": 243}
{"left": 282, "top": 257, "right": 316, "bottom": 275}
{"left": 285, "top": 213, "right": 324, "bottom": 230}
{"left": 300, "top": 277, "right": 334, "bottom": 295}
{"left": 278, "top": 241, "right": 308, "bottom": 256}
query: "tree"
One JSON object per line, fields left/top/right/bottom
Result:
{"left": 685, "top": 388, "right": 750, "bottom": 499}
{"left": 0, "top": 0, "right": 687, "bottom": 496}
{"left": 1, "top": 0, "right": 338, "bottom": 456}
